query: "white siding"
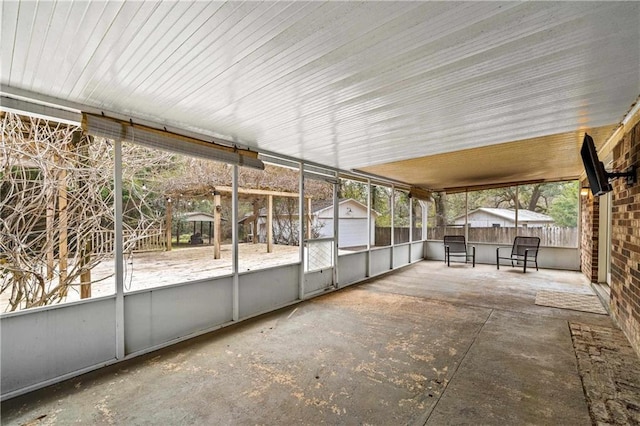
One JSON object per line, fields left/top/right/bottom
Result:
{"left": 339, "top": 218, "right": 369, "bottom": 248}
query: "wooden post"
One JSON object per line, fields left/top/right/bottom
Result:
{"left": 176, "top": 206, "right": 181, "bottom": 246}
{"left": 80, "top": 240, "right": 92, "bottom": 299}
{"left": 267, "top": 195, "right": 273, "bottom": 253}
{"left": 58, "top": 163, "right": 68, "bottom": 296}
{"left": 214, "top": 190, "right": 221, "bottom": 259}
{"left": 76, "top": 132, "right": 92, "bottom": 298}
{"left": 165, "top": 199, "right": 172, "bottom": 251}
{"left": 306, "top": 197, "right": 312, "bottom": 239}
{"left": 46, "top": 195, "right": 55, "bottom": 279}
{"left": 252, "top": 198, "right": 260, "bottom": 244}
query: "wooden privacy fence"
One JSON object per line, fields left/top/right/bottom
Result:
{"left": 91, "top": 229, "right": 166, "bottom": 254}
{"left": 374, "top": 227, "right": 423, "bottom": 246}
{"left": 428, "top": 226, "right": 578, "bottom": 247}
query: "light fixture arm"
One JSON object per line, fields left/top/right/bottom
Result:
{"left": 606, "top": 165, "right": 637, "bottom": 186}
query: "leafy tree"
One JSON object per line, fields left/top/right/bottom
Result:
{"left": 393, "top": 190, "right": 411, "bottom": 227}
{"left": 371, "top": 184, "right": 391, "bottom": 226}
{"left": 547, "top": 181, "right": 579, "bottom": 226}
{"left": 338, "top": 179, "right": 367, "bottom": 204}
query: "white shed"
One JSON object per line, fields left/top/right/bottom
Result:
{"left": 313, "top": 199, "right": 378, "bottom": 248}
{"left": 239, "top": 198, "right": 378, "bottom": 248}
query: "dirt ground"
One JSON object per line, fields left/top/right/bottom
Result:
{"left": 1, "top": 243, "right": 302, "bottom": 312}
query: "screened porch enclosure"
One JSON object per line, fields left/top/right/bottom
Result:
{"left": 1, "top": 1, "right": 638, "bottom": 412}
{"left": 0, "top": 112, "right": 429, "bottom": 399}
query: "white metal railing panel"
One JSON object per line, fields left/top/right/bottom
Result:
{"left": 370, "top": 247, "right": 392, "bottom": 276}
{"left": 304, "top": 269, "right": 334, "bottom": 296}
{"left": 393, "top": 245, "right": 410, "bottom": 268}
{"left": 238, "top": 264, "right": 299, "bottom": 319}
{"left": 411, "top": 242, "right": 425, "bottom": 262}
{"left": 1, "top": 298, "right": 116, "bottom": 397}
{"left": 536, "top": 247, "right": 580, "bottom": 271}
{"left": 124, "top": 277, "right": 233, "bottom": 355}
{"left": 337, "top": 252, "right": 367, "bottom": 287}
{"left": 425, "top": 241, "right": 580, "bottom": 270}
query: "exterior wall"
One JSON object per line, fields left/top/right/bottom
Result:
{"left": 454, "top": 211, "right": 550, "bottom": 228}
{"left": 580, "top": 181, "right": 600, "bottom": 283}
{"left": 316, "top": 200, "right": 369, "bottom": 219}
{"left": 609, "top": 119, "right": 640, "bottom": 355}
{"left": 582, "top": 115, "right": 640, "bottom": 356}
{"left": 455, "top": 211, "right": 512, "bottom": 227}
{"left": 316, "top": 217, "right": 373, "bottom": 248}
{"left": 315, "top": 200, "right": 376, "bottom": 247}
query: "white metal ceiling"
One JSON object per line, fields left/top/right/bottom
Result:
{"left": 1, "top": 1, "right": 639, "bottom": 188}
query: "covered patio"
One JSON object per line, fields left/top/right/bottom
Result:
{"left": 2, "top": 261, "right": 636, "bottom": 425}
{"left": 2, "top": 1, "right": 640, "bottom": 422}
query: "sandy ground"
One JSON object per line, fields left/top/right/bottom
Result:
{"left": 1, "top": 243, "right": 301, "bottom": 312}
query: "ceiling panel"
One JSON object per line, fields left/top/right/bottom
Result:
{"left": 1, "top": 1, "right": 638, "bottom": 189}
{"left": 360, "top": 125, "right": 619, "bottom": 191}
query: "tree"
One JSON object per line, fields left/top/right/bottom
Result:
{"left": 338, "top": 179, "right": 367, "bottom": 203}
{"left": 547, "top": 181, "right": 579, "bottom": 227}
{"left": 393, "top": 190, "right": 411, "bottom": 227}
{"left": 1, "top": 113, "right": 114, "bottom": 310}
{"left": 371, "top": 185, "right": 391, "bottom": 226}
{"left": 0, "top": 113, "right": 179, "bottom": 311}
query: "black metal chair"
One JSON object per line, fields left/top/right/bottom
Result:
{"left": 444, "top": 235, "right": 475, "bottom": 267}
{"left": 496, "top": 236, "right": 540, "bottom": 273}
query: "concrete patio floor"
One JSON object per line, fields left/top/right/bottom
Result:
{"left": 2, "top": 261, "right": 635, "bottom": 425}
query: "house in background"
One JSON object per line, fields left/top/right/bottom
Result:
{"left": 239, "top": 198, "right": 378, "bottom": 248}
{"left": 454, "top": 208, "right": 555, "bottom": 228}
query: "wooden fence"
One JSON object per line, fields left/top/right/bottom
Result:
{"left": 427, "top": 226, "right": 578, "bottom": 247}
{"left": 91, "top": 229, "right": 166, "bottom": 254}
{"left": 374, "top": 227, "right": 423, "bottom": 246}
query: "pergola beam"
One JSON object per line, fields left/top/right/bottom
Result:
{"left": 267, "top": 195, "right": 273, "bottom": 253}
{"left": 163, "top": 186, "right": 310, "bottom": 254}
{"left": 214, "top": 191, "right": 221, "bottom": 259}
{"left": 211, "top": 186, "right": 302, "bottom": 198}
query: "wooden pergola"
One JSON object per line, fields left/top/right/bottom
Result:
{"left": 165, "top": 186, "right": 312, "bottom": 259}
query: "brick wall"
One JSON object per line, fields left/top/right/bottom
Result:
{"left": 580, "top": 180, "right": 599, "bottom": 283}
{"left": 609, "top": 120, "right": 640, "bottom": 354}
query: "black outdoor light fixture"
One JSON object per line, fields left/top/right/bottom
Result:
{"left": 581, "top": 133, "right": 637, "bottom": 196}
